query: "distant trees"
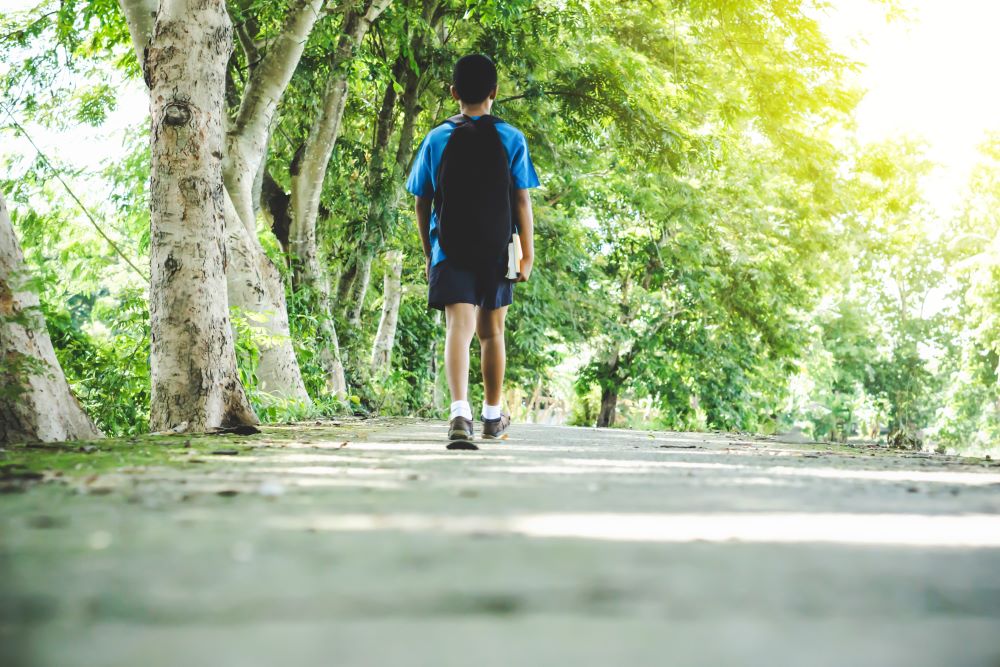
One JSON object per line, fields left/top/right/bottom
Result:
{"left": 935, "top": 135, "right": 1000, "bottom": 450}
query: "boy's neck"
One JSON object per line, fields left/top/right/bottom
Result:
{"left": 459, "top": 101, "right": 492, "bottom": 117}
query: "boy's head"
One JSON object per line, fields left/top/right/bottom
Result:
{"left": 451, "top": 54, "right": 497, "bottom": 105}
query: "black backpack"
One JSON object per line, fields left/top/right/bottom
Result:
{"left": 433, "top": 114, "right": 514, "bottom": 272}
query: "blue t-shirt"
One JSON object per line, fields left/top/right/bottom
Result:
{"left": 406, "top": 117, "right": 540, "bottom": 266}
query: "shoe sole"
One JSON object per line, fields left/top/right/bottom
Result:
{"left": 446, "top": 440, "right": 479, "bottom": 450}
{"left": 481, "top": 432, "right": 509, "bottom": 440}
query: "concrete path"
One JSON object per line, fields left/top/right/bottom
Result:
{"left": 2, "top": 420, "right": 1000, "bottom": 666}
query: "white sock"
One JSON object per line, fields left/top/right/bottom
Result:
{"left": 450, "top": 400, "right": 472, "bottom": 420}
{"left": 482, "top": 402, "right": 501, "bottom": 420}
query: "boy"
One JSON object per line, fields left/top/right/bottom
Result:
{"left": 405, "top": 54, "right": 539, "bottom": 443}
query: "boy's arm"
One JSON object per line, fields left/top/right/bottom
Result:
{"left": 415, "top": 196, "right": 433, "bottom": 278}
{"left": 513, "top": 188, "right": 534, "bottom": 283}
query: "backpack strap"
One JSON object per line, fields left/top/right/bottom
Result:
{"left": 443, "top": 113, "right": 506, "bottom": 127}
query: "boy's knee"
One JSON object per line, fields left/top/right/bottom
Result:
{"left": 445, "top": 307, "right": 476, "bottom": 337}
{"left": 446, "top": 315, "right": 471, "bottom": 330}
{"left": 477, "top": 318, "right": 505, "bottom": 342}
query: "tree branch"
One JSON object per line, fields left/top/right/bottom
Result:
{"left": 496, "top": 88, "right": 620, "bottom": 116}
{"left": 118, "top": 0, "right": 159, "bottom": 80}
{"left": 232, "top": 17, "right": 262, "bottom": 69}
{"left": 229, "top": 0, "right": 326, "bottom": 151}
{"left": 0, "top": 10, "right": 58, "bottom": 45}
{"left": 1, "top": 103, "right": 148, "bottom": 281}
{"left": 293, "top": 0, "right": 392, "bottom": 211}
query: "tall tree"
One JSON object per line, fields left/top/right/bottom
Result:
{"left": 219, "top": 0, "right": 329, "bottom": 401}
{"left": 145, "top": 0, "right": 257, "bottom": 431}
{"left": 0, "top": 192, "right": 102, "bottom": 443}
{"left": 120, "top": 0, "right": 320, "bottom": 403}
{"left": 286, "top": 0, "right": 392, "bottom": 393}
{"left": 370, "top": 249, "right": 403, "bottom": 374}
{"left": 334, "top": 0, "right": 446, "bottom": 381}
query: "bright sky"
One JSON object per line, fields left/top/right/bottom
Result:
{"left": 821, "top": 0, "right": 1000, "bottom": 215}
{"left": 3, "top": 0, "right": 1000, "bottom": 218}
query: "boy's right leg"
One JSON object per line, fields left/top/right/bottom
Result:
{"left": 444, "top": 303, "right": 476, "bottom": 439}
{"left": 477, "top": 305, "right": 511, "bottom": 440}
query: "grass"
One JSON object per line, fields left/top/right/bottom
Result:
{"left": 0, "top": 416, "right": 422, "bottom": 484}
{"left": 0, "top": 433, "right": 251, "bottom": 480}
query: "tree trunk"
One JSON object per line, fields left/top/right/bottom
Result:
{"left": 288, "top": 0, "right": 392, "bottom": 278}
{"left": 335, "top": 259, "right": 358, "bottom": 305}
{"left": 223, "top": 0, "right": 326, "bottom": 237}
{"left": 370, "top": 250, "right": 403, "bottom": 374}
{"left": 261, "top": 170, "right": 292, "bottom": 255}
{"left": 595, "top": 346, "right": 620, "bottom": 428}
{"left": 347, "top": 253, "right": 373, "bottom": 327}
{"left": 430, "top": 310, "right": 444, "bottom": 410}
{"left": 356, "top": 50, "right": 423, "bottom": 356}
{"left": 287, "top": 0, "right": 391, "bottom": 392}
{"left": 339, "top": 47, "right": 422, "bottom": 339}
{"left": 336, "top": 56, "right": 403, "bottom": 326}
{"left": 223, "top": 194, "right": 310, "bottom": 401}
{"left": 0, "top": 194, "right": 102, "bottom": 443}
{"left": 217, "top": 0, "right": 324, "bottom": 403}
{"left": 146, "top": 0, "right": 257, "bottom": 432}
{"left": 120, "top": 0, "right": 313, "bottom": 405}
{"left": 597, "top": 385, "right": 619, "bottom": 428}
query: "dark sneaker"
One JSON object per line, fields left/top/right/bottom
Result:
{"left": 447, "top": 416, "right": 474, "bottom": 441}
{"left": 481, "top": 413, "right": 511, "bottom": 439}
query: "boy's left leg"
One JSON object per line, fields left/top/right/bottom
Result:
{"left": 477, "top": 305, "right": 511, "bottom": 438}
{"left": 444, "top": 303, "right": 477, "bottom": 441}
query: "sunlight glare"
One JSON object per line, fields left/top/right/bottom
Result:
{"left": 270, "top": 512, "right": 1000, "bottom": 548}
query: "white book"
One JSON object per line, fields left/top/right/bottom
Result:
{"left": 506, "top": 232, "right": 522, "bottom": 280}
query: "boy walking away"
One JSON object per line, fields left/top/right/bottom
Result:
{"left": 406, "top": 54, "right": 539, "bottom": 444}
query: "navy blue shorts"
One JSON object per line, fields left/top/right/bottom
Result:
{"left": 428, "top": 259, "right": 514, "bottom": 311}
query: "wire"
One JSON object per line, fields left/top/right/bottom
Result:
{"left": 0, "top": 102, "right": 150, "bottom": 281}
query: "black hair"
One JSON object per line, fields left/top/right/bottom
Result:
{"left": 452, "top": 54, "right": 498, "bottom": 104}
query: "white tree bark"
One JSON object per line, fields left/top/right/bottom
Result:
{"left": 343, "top": 53, "right": 422, "bottom": 360}
{"left": 430, "top": 310, "right": 444, "bottom": 410}
{"left": 146, "top": 0, "right": 257, "bottom": 432}
{"left": 120, "top": 0, "right": 313, "bottom": 404}
{"left": 287, "top": 0, "right": 391, "bottom": 393}
{"left": 289, "top": 0, "right": 391, "bottom": 278}
{"left": 0, "top": 194, "right": 102, "bottom": 443}
{"left": 223, "top": 192, "right": 310, "bottom": 400}
{"left": 120, "top": 0, "right": 158, "bottom": 75}
{"left": 347, "top": 254, "right": 373, "bottom": 327}
{"left": 224, "top": 0, "right": 326, "bottom": 236}
{"left": 370, "top": 249, "right": 403, "bottom": 374}
{"left": 220, "top": 0, "right": 325, "bottom": 403}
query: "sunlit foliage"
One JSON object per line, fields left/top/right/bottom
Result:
{"left": 0, "top": 0, "right": 997, "bottom": 452}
